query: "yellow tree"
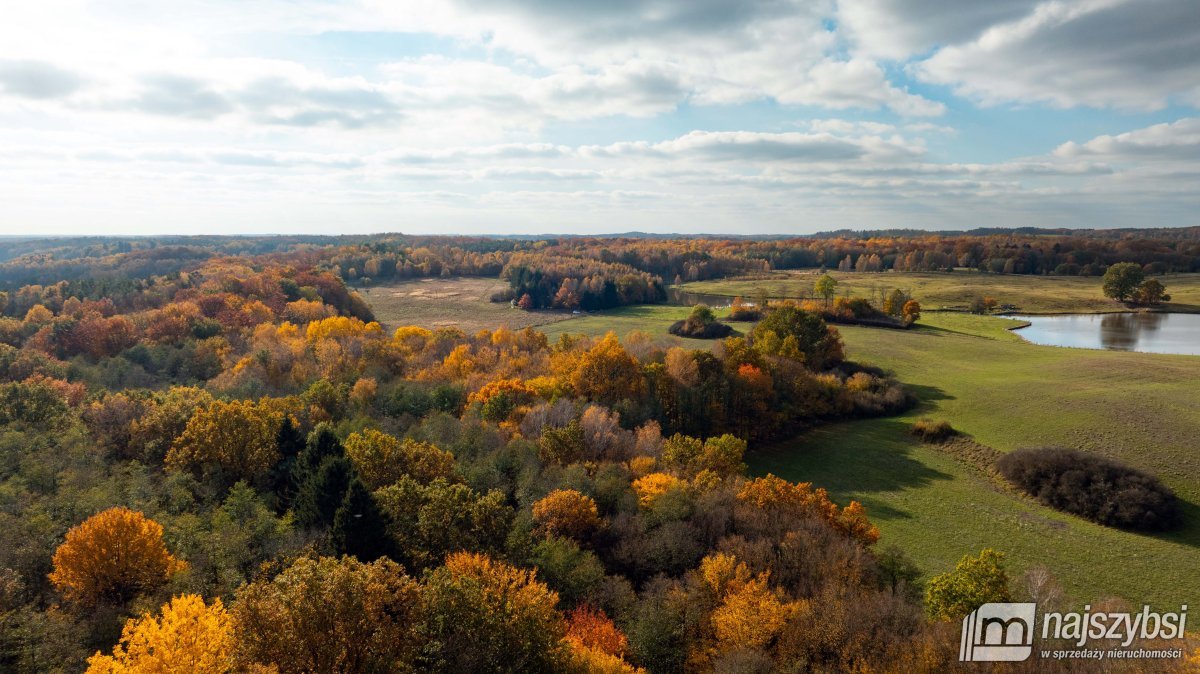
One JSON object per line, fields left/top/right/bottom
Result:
{"left": 711, "top": 574, "right": 795, "bottom": 651}
{"left": 700, "top": 553, "right": 797, "bottom": 654}
{"left": 571, "top": 333, "right": 644, "bottom": 405}
{"left": 166, "top": 400, "right": 282, "bottom": 482}
{"left": 925, "top": 548, "right": 1011, "bottom": 621}
{"left": 422, "top": 552, "right": 568, "bottom": 672}
{"left": 232, "top": 556, "right": 422, "bottom": 673}
{"left": 344, "top": 429, "right": 457, "bottom": 489}
{"left": 532, "top": 489, "right": 602, "bottom": 540}
{"left": 50, "top": 507, "right": 186, "bottom": 605}
{"left": 86, "top": 595, "right": 234, "bottom": 673}
{"left": 631, "top": 473, "right": 687, "bottom": 510}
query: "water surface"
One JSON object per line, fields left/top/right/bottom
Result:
{"left": 1010, "top": 313, "right": 1200, "bottom": 356}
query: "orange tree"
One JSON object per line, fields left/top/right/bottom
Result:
{"left": 49, "top": 507, "right": 186, "bottom": 605}
{"left": 86, "top": 594, "right": 234, "bottom": 673}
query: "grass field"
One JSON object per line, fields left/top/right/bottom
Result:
{"left": 682, "top": 270, "right": 1200, "bottom": 314}
{"left": 539, "top": 303, "right": 740, "bottom": 349}
{"left": 360, "top": 277, "right": 571, "bottom": 333}
{"left": 752, "top": 312, "right": 1200, "bottom": 608}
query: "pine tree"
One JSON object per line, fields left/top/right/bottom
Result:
{"left": 331, "top": 479, "right": 393, "bottom": 562}
{"left": 268, "top": 417, "right": 306, "bottom": 512}
{"left": 292, "top": 456, "right": 353, "bottom": 529}
{"left": 289, "top": 423, "right": 345, "bottom": 503}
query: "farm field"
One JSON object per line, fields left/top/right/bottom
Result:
{"left": 681, "top": 270, "right": 1200, "bottom": 314}
{"left": 359, "top": 277, "right": 571, "bottom": 333}
{"left": 752, "top": 311, "right": 1200, "bottom": 608}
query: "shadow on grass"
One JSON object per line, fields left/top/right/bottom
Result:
{"left": 749, "top": 418, "right": 953, "bottom": 521}
{"left": 903, "top": 383, "right": 954, "bottom": 406}
{"left": 1158, "top": 498, "right": 1200, "bottom": 549}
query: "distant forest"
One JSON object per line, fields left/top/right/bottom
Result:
{"left": 2, "top": 228, "right": 1199, "bottom": 314}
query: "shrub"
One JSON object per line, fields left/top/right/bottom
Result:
{"left": 996, "top": 447, "right": 1181, "bottom": 531}
{"left": 727, "top": 297, "right": 762, "bottom": 322}
{"left": 910, "top": 419, "right": 955, "bottom": 442}
{"left": 668, "top": 304, "right": 734, "bottom": 339}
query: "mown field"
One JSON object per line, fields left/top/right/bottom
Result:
{"left": 360, "top": 277, "right": 571, "bottom": 333}
{"left": 682, "top": 270, "right": 1200, "bottom": 314}
{"left": 754, "top": 312, "right": 1200, "bottom": 608}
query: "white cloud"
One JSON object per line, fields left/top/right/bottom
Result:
{"left": 914, "top": 0, "right": 1200, "bottom": 110}
{"left": 838, "top": 0, "right": 1043, "bottom": 60}
{"left": 1054, "top": 118, "right": 1200, "bottom": 162}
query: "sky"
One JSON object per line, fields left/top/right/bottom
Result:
{"left": 0, "top": 0, "right": 1198, "bottom": 236}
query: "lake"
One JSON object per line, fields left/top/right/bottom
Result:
{"left": 1010, "top": 312, "right": 1200, "bottom": 356}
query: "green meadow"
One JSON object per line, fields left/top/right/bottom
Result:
{"left": 682, "top": 269, "right": 1200, "bottom": 314}
{"left": 753, "top": 312, "right": 1200, "bottom": 608}
{"left": 545, "top": 302, "right": 1200, "bottom": 608}
{"left": 538, "top": 304, "right": 738, "bottom": 349}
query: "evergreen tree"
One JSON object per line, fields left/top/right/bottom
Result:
{"left": 293, "top": 456, "right": 354, "bottom": 529}
{"left": 331, "top": 479, "right": 393, "bottom": 562}
{"left": 268, "top": 417, "right": 306, "bottom": 512}
{"left": 289, "top": 423, "right": 345, "bottom": 497}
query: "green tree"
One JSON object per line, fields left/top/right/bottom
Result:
{"left": 925, "top": 548, "right": 1010, "bottom": 621}
{"left": 268, "top": 417, "right": 306, "bottom": 511}
{"left": 537, "top": 420, "right": 586, "bottom": 465}
{"left": 689, "top": 304, "right": 716, "bottom": 324}
{"left": 420, "top": 552, "right": 568, "bottom": 673}
{"left": 331, "top": 479, "right": 393, "bottom": 563}
{"left": 293, "top": 457, "right": 354, "bottom": 529}
{"left": 813, "top": 274, "right": 838, "bottom": 306}
{"left": 527, "top": 537, "right": 606, "bottom": 608}
{"left": 1102, "top": 262, "right": 1145, "bottom": 302}
{"left": 375, "top": 478, "right": 513, "bottom": 571}
{"left": 882, "top": 289, "right": 908, "bottom": 316}
{"left": 1132, "top": 278, "right": 1170, "bottom": 305}
{"left": 751, "top": 306, "right": 844, "bottom": 369}
{"left": 295, "top": 424, "right": 344, "bottom": 476}
{"left": 232, "top": 556, "right": 422, "bottom": 673}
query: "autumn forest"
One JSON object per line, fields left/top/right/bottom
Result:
{"left": 0, "top": 232, "right": 1197, "bottom": 673}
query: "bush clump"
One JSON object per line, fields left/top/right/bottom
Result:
{"left": 910, "top": 419, "right": 956, "bottom": 442}
{"left": 669, "top": 304, "right": 734, "bottom": 339}
{"left": 997, "top": 447, "right": 1181, "bottom": 532}
{"left": 727, "top": 297, "right": 763, "bottom": 322}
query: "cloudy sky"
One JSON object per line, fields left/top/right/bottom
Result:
{"left": 0, "top": 0, "right": 1198, "bottom": 235}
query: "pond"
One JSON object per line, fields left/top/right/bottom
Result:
{"left": 666, "top": 287, "right": 739, "bottom": 307}
{"left": 1009, "top": 312, "right": 1200, "bottom": 356}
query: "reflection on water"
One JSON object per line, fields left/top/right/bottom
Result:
{"left": 666, "top": 288, "right": 738, "bottom": 307}
{"left": 1011, "top": 312, "right": 1200, "bottom": 356}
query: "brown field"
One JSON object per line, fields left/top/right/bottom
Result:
{"left": 359, "top": 277, "right": 572, "bottom": 333}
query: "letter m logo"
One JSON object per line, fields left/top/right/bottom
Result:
{"left": 960, "top": 602, "right": 1036, "bottom": 662}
